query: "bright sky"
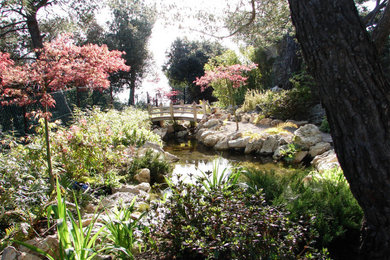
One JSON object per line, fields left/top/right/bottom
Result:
{"left": 111, "top": 0, "right": 240, "bottom": 104}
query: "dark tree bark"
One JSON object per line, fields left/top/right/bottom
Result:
{"left": 128, "top": 72, "right": 136, "bottom": 106}
{"left": 288, "top": 0, "right": 390, "bottom": 259}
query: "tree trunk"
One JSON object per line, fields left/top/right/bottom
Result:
{"left": 128, "top": 73, "right": 136, "bottom": 106}
{"left": 288, "top": 0, "right": 390, "bottom": 258}
{"left": 26, "top": 13, "right": 43, "bottom": 50}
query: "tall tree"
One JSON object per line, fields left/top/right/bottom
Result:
{"left": 105, "top": 0, "right": 155, "bottom": 106}
{"left": 163, "top": 38, "right": 225, "bottom": 103}
{"left": 287, "top": 1, "right": 390, "bottom": 259}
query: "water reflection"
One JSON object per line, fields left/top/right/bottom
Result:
{"left": 163, "top": 139, "right": 291, "bottom": 184}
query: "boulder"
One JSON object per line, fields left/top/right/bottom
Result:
{"left": 2, "top": 246, "right": 20, "bottom": 260}
{"left": 135, "top": 182, "right": 151, "bottom": 193}
{"left": 142, "top": 142, "right": 164, "bottom": 153}
{"left": 286, "top": 120, "right": 309, "bottom": 127}
{"left": 293, "top": 151, "right": 309, "bottom": 164}
{"left": 271, "top": 119, "right": 284, "bottom": 126}
{"left": 176, "top": 130, "right": 187, "bottom": 139}
{"left": 311, "top": 149, "right": 340, "bottom": 172}
{"left": 293, "top": 124, "right": 323, "bottom": 150}
{"left": 244, "top": 139, "right": 264, "bottom": 154}
{"left": 260, "top": 135, "right": 279, "bottom": 154}
{"left": 258, "top": 118, "right": 273, "bottom": 126}
{"left": 309, "top": 142, "right": 331, "bottom": 157}
{"left": 214, "top": 138, "right": 229, "bottom": 150}
{"left": 199, "top": 130, "right": 216, "bottom": 142}
{"left": 19, "top": 234, "right": 59, "bottom": 259}
{"left": 203, "top": 133, "right": 224, "bottom": 147}
{"left": 228, "top": 137, "right": 250, "bottom": 149}
{"left": 273, "top": 145, "right": 289, "bottom": 160}
{"left": 134, "top": 168, "right": 150, "bottom": 183}
{"left": 102, "top": 192, "right": 137, "bottom": 208}
{"left": 203, "top": 119, "right": 220, "bottom": 128}
{"left": 164, "top": 151, "right": 179, "bottom": 162}
{"left": 152, "top": 128, "right": 167, "bottom": 139}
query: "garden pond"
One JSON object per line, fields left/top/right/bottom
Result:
{"left": 163, "top": 139, "right": 298, "bottom": 183}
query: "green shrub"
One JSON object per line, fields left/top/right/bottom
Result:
{"left": 240, "top": 70, "right": 316, "bottom": 120}
{"left": 0, "top": 135, "right": 49, "bottom": 240}
{"left": 124, "top": 149, "right": 173, "bottom": 184}
{"left": 320, "top": 116, "right": 330, "bottom": 133}
{"left": 142, "top": 175, "right": 327, "bottom": 259}
{"left": 51, "top": 107, "right": 162, "bottom": 186}
{"left": 244, "top": 168, "right": 363, "bottom": 247}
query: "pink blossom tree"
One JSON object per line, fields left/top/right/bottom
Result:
{"left": 0, "top": 35, "right": 130, "bottom": 190}
{"left": 194, "top": 63, "right": 257, "bottom": 130}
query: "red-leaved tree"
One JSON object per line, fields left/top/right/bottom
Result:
{"left": 194, "top": 63, "right": 257, "bottom": 130}
{"left": 0, "top": 34, "right": 130, "bottom": 191}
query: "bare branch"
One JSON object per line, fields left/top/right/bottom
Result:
{"left": 363, "top": 0, "right": 387, "bottom": 26}
{"left": 372, "top": 1, "right": 390, "bottom": 53}
{"left": 188, "top": 0, "right": 256, "bottom": 39}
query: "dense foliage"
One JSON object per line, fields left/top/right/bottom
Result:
{"left": 142, "top": 175, "right": 328, "bottom": 259}
{"left": 0, "top": 107, "right": 163, "bottom": 242}
{"left": 244, "top": 168, "right": 363, "bottom": 247}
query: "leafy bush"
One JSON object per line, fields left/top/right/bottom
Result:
{"left": 142, "top": 175, "right": 327, "bottom": 259}
{"left": 320, "top": 116, "right": 330, "bottom": 133}
{"left": 240, "top": 70, "right": 316, "bottom": 120}
{"left": 244, "top": 168, "right": 363, "bottom": 246}
{"left": 51, "top": 107, "right": 162, "bottom": 185}
{"left": 0, "top": 135, "right": 49, "bottom": 240}
{"left": 124, "top": 149, "right": 173, "bottom": 184}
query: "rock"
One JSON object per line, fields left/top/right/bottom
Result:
{"left": 286, "top": 120, "right": 308, "bottom": 127}
{"left": 273, "top": 145, "right": 289, "bottom": 160}
{"left": 134, "top": 168, "right": 150, "bottom": 183}
{"left": 203, "top": 119, "right": 220, "bottom": 128}
{"left": 199, "top": 130, "right": 216, "bottom": 142}
{"left": 135, "top": 182, "right": 151, "bottom": 193}
{"left": 294, "top": 151, "right": 309, "bottom": 164}
{"left": 241, "top": 114, "right": 251, "bottom": 123}
{"left": 176, "top": 131, "right": 187, "bottom": 139}
{"left": 271, "top": 119, "right": 284, "bottom": 126}
{"left": 85, "top": 203, "right": 97, "bottom": 214}
{"left": 260, "top": 135, "right": 279, "bottom": 154}
{"left": 19, "top": 234, "right": 59, "bottom": 259}
{"left": 309, "top": 142, "right": 331, "bottom": 157}
{"left": 195, "top": 128, "right": 207, "bottom": 139}
{"left": 293, "top": 124, "right": 322, "bottom": 150}
{"left": 142, "top": 142, "right": 164, "bottom": 153}
{"left": 203, "top": 133, "right": 224, "bottom": 147}
{"left": 309, "top": 104, "right": 326, "bottom": 125}
{"left": 2, "top": 246, "right": 20, "bottom": 260}
{"left": 18, "top": 252, "right": 42, "bottom": 260}
{"left": 166, "top": 124, "right": 175, "bottom": 134}
{"left": 258, "top": 118, "right": 273, "bottom": 126}
{"left": 244, "top": 139, "right": 264, "bottom": 154}
{"left": 112, "top": 185, "right": 139, "bottom": 194}
{"left": 102, "top": 192, "right": 137, "bottom": 208}
{"left": 164, "top": 151, "right": 179, "bottom": 162}
{"left": 214, "top": 138, "right": 229, "bottom": 150}
{"left": 278, "top": 135, "right": 293, "bottom": 146}
{"left": 311, "top": 149, "right": 340, "bottom": 172}
{"left": 152, "top": 128, "right": 167, "bottom": 139}
{"left": 228, "top": 137, "right": 250, "bottom": 149}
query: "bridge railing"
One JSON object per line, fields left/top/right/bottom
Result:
{"left": 148, "top": 101, "right": 209, "bottom": 122}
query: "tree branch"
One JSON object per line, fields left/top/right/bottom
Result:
{"left": 363, "top": 0, "right": 387, "bottom": 26}
{"left": 372, "top": 1, "right": 390, "bottom": 53}
{"left": 189, "top": 0, "right": 256, "bottom": 39}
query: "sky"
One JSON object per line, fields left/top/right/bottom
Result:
{"left": 103, "top": 0, "right": 241, "bottom": 104}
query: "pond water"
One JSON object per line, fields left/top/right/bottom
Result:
{"left": 163, "top": 139, "right": 295, "bottom": 184}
